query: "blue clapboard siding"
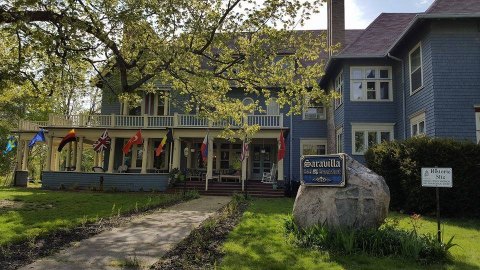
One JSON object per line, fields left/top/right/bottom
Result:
{"left": 429, "top": 20, "right": 480, "bottom": 141}
{"left": 41, "top": 172, "right": 169, "bottom": 192}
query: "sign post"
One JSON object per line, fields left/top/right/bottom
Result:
{"left": 421, "top": 167, "right": 453, "bottom": 243}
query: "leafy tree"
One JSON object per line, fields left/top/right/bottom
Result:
{"left": 0, "top": 0, "right": 332, "bottom": 138}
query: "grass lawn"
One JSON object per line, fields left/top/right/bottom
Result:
{"left": 0, "top": 187, "right": 191, "bottom": 246}
{"left": 220, "top": 198, "right": 480, "bottom": 270}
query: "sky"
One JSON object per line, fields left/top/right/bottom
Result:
{"left": 298, "top": 0, "right": 436, "bottom": 30}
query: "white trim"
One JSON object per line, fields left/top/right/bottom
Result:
{"left": 334, "top": 70, "right": 344, "bottom": 109}
{"left": 349, "top": 66, "right": 393, "bottom": 102}
{"left": 266, "top": 98, "right": 280, "bottom": 115}
{"left": 351, "top": 123, "right": 395, "bottom": 155}
{"left": 475, "top": 110, "right": 480, "bottom": 144}
{"left": 336, "top": 128, "right": 343, "bottom": 153}
{"left": 242, "top": 97, "right": 255, "bottom": 115}
{"left": 409, "top": 42, "right": 423, "bottom": 95}
{"left": 410, "top": 112, "right": 426, "bottom": 137}
{"left": 302, "top": 96, "right": 326, "bottom": 120}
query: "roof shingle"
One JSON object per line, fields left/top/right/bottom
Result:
{"left": 426, "top": 0, "right": 480, "bottom": 14}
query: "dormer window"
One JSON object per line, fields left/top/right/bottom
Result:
{"left": 409, "top": 43, "right": 423, "bottom": 94}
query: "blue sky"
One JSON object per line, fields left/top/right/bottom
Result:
{"left": 299, "top": 0, "right": 435, "bottom": 30}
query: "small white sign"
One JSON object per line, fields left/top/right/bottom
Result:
{"left": 421, "top": 168, "right": 453, "bottom": 188}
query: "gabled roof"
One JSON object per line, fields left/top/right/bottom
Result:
{"left": 426, "top": 0, "right": 480, "bottom": 14}
{"left": 337, "top": 13, "right": 417, "bottom": 58}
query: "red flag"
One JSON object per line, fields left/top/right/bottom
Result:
{"left": 201, "top": 133, "right": 208, "bottom": 162}
{"left": 123, "top": 130, "right": 142, "bottom": 154}
{"left": 58, "top": 129, "right": 77, "bottom": 152}
{"left": 278, "top": 130, "right": 285, "bottom": 161}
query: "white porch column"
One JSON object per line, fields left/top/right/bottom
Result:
{"left": 277, "top": 138, "right": 284, "bottom": 181}
{"left": 21, "top": 141, "right": 28, "bottom": 171}
{"left": 72, "top": 141, "right": 78, "bottom": 168}
{"left": 45, "top": 136, "right": 54, "bottom": 171}
{"left": 206, "top": 137, "right": 214, "bottom": 191}
{"left": 16, "top": 139, "right": 23, "bottom": 170}
{"left": 141, "top": 138, "right": 149, "bottom": 174}
{"left": 172, "top": 138, "right": 181, "bottom": 169}
{"left": 108, "top": 137, "right": 116, "bottom": 173}
{"left": 242, "top": 154, "right": 247, "bottom": 192}
{"left": 215, "top": 142, "right": 221, "bottom": 171}
{"left": 66, "top": 143, "right": 71, "bottom": 169}
{"left": 75, "top": 137, "right": 84, "bottom": 172}
{"left": 93, "top": 151, "right": 99, "bottom": 167}
{"left": 54, "top": 151, "right": 60, "bottom": 171}
{"left": 186, "top": 142, "right": 192, "bottom": 169}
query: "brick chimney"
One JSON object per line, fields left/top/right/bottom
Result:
{"left": 327, "top": 0, "right": 345, "bottom": 56}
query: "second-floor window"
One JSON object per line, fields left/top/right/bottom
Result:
{"left": 336, "top": 128, "right": 343, "bottom": 153}
{"left": 335, "top": 71, "right": 343, "bottom": 109}
{"left": 350, "top": 66, "right": 392, "bottom": 102}
{"left": 266, "top": 98, "right": 279, "bottom": 115}
{"left": 303, "top": 97, "right": 326, "bottom": 120}
{"left": 409, "top": 43, "right": 423, "bottom": 94}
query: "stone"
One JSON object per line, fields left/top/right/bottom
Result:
{"left": 292, "top": 155, "right": 390, "bottom": 229}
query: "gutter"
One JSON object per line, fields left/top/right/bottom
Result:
{"left": 387, "top": 53, "right": 407, "bottom": 140}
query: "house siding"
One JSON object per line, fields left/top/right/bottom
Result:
{"left": 41, "top": 171, "right": 169, "bottom": 191}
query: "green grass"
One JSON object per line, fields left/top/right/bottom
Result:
{"left": 220, "top": 198, "right": 480, "bottom": 270}
{"left": 0, "top": 187, "right": 192, "bottom": 246}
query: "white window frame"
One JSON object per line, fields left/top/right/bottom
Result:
{"left": 266, "top": 98, "right": 279, "bottom": 115}
{"left": 475, "top": 107, "right": 480, "bottom": 144}
{"left": 242, "top": 97, "right": 255, "bottom": 115}
{"left": 300, "top": 139, "right": 328, "bottom": 156}
{"left": 350, "top": 66, "right": 393, "bottom": 102}
{"left": 410, "top": 112, "right": 426, "bottom": 137}
{"left": 409, "top": 42, "right": 423, "bottom": 95}
{"left": 336, "top": 127, "right": 343, "bottom": 153}
{"left": 334, "top": 71, "right": 344, "bottom": 109}
{"left": 351, "top": 123, "right": 395, "bottom": 155}
{"left": 303, "top": 96, "right": 326, "bottom": 120}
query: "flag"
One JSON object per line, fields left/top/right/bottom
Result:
{"left": 28, "top": 129, "right": 46, "bottom": 148}
{"left": 278, "top": 130, "right": 286, "bottom": 161}
{"left": 240, "top": 141, "right": 249, "bottom": 161}
{"left": 155, "top": 129, "right": 173, "bottom": 157}
{"left": 200, "top": 133, "right": 208, "bottom": 162}
{"left": 3, "top": 136, "right": 17, "bottom": 154}
{"left": 93, "top": 130, "right": 111, "bottom": 152}
{"left": 58, "top": 129, "right": 77, "bottom": 152}
{"left": 123, "top": 130, "right": 143, "bottom": 154}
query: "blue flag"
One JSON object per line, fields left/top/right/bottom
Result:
{"left": 28, "top": 129, "right": 46, "bottom": 148}
{"left": 3, "top": 136, "right": 17, "bottom": 154}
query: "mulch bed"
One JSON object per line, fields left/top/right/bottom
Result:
{"left": 152, "top": 197, "right": 249, "bottom": 270}
{"left": 0, "top": 198, "right": 189, "bottom": 270}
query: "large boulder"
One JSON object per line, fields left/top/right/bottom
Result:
{"left": 293, "top": 155, "right": 390, "bottom": 229}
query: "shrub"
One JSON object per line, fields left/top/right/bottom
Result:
{"left": 365, "top": 137, "right": 480, "bottom": 218}
{"left": 285, "top": 215, "right": 456, "bottom": 264}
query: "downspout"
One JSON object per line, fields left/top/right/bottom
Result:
{"left": 387, "top": 53, "right": 407, "bottom": 139}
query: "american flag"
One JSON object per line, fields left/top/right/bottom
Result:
{"left": 93, "top": 130, "right": 111, "bottom": 152}
{"left": 240, "top": 141, "right": 249, "bottom": 161}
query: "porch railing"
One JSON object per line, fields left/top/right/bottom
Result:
{"left": 18, "top": 113, "right": 283, "bottom": 131}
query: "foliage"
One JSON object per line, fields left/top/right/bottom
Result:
{"left": 168, "top": 168, "right": 186, "bottom": 187}
{"left": 0, "top": 0, "right": 334, "bottom": 138}
{"left": 0, "top": 187, "right": 195, "bottom": 246}
{"left": 221, "top": 198, "right": 480, "bottom": 269}
{"left": 365, "top": 137, "right": 480, "bottom": 217}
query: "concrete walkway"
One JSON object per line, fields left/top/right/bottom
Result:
{"left": 21, "top": 196, "right": 231, "bottom": 270}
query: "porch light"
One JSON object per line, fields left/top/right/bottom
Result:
{"left": 261, "top": 149, "right": 266, "bottom": 154}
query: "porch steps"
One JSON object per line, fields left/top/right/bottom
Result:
{"left": 169, "top": 180, "right": 285, "bottom": 198}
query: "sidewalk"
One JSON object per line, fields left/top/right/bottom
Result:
{"left": 20, "top": 196, "right": 231, "bottom": 270}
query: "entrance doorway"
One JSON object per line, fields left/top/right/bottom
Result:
{"left": 251, "top": 144, "right": 275, "bottom": 180}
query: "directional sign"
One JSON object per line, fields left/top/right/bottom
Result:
{"left": 421, "top": 168, "right": 453, "bottom": 188}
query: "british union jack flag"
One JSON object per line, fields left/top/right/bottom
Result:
{"left": 93, "top": 130, "right": 111, "bottom": 152}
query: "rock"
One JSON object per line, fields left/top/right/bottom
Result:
{"left": 292, "top": 155, "right": 390, "bottom": 229}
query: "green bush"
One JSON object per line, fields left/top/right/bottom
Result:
{"left": 285, "top": 216, "right": 456, "bottom": 264}
{"left": 365, "top": 137, "right": 480, "bottom": 218}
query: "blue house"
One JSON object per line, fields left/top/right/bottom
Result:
{"left": 13, "top": 0, "right": 480, "bottom": 195}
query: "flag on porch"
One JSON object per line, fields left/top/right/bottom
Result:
{"left": 240, "top": 141, "right": 249, "bottom": 161}
{"left": 28, "top": 129, "right": 46, "bottom": 148}
{"left": 155, "top": 128, "right": 173, "bottom": 156}
{"left": 278, "top": 129, "right": 286, "bottom": 161}
{"left": 58, "top": 129, "right": 77, "bottom": 152}
{"left": 3, "top": 136, "right": 17, "bottom": 155}
{"left": 93, "top": 130, "right": 111, "bottom": 152}
{"left": 200, "top": 133, "right": 208, "bottom": 162}
{"left": 123, "top": 130, "right": 142, "bottom": 154}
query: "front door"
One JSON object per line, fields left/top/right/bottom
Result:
{"left": 251, "top": 145, "right": 274, "bottom": 180}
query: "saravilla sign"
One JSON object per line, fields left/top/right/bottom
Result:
{"left": 300, "top": 154, "right": 346, "bottom": 187}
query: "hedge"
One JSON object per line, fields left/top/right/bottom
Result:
{"left": 365, "top": 137, "right": 480, "bottom": 218}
